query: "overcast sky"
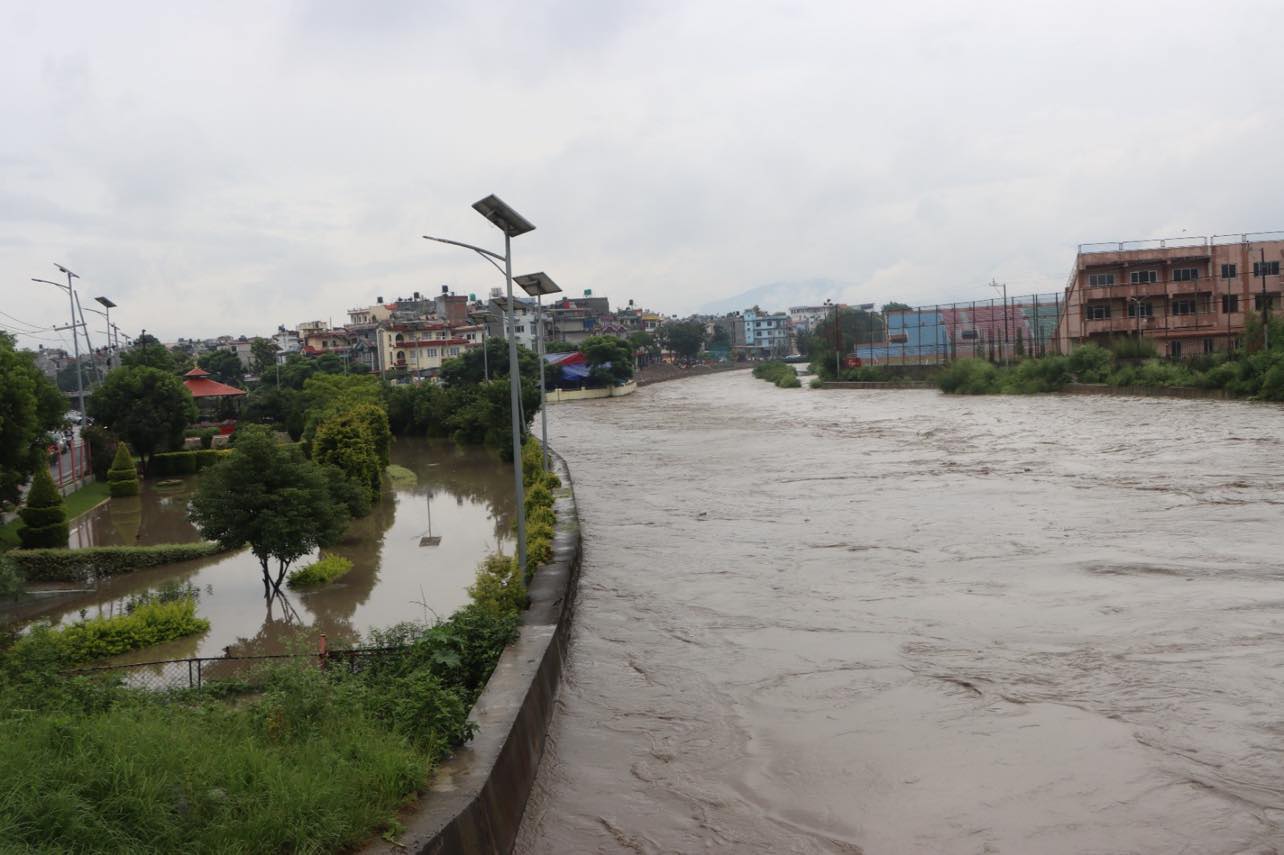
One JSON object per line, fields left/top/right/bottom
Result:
{"left": 4, "top": 0, "right": 1283, "bottom": 350}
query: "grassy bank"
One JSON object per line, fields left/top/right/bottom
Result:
{"left": 938, "top": 340, "right": 1284, "bottom": 400}
{"left": 0, "top": 480, "right": 111, "bottom": 551}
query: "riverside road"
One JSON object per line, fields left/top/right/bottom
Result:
{"left": 517, "top": 372, "right": 1284, "bottom": 854}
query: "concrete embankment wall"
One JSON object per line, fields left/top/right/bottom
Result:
{"left": 546, "top": 380, "right": 636, "bottom": 403}
{"left": 817, "top": 380, "right": 935, "bottom": 390}
{"left": 1060, "top": 383, "right": 1235, "bottom": 401}
{"left": 636, "top": 363, "right": 750, "bottom": 386}
{"left": 362, "top": 450, "right": 581, "bottom": 855}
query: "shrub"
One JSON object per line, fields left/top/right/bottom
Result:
{"left": 12, "top": 598, "right": 208, "bottom": 663}
{"left": 17, "top": 468, "right": 68, "bottom": 549}
{"left": 999, "top": 356, "right": 1071, "bottom": 394}
{"left": 524, "top": 482, "right": 553, "bottom": 517}
{"left": 467, "top": 553, "right": 526, "bottom": 616}
{"left": 1068, "top": 344, "right": 1112, "bottom": 382}
{"left": 938, "top": 359, "right": 1001, "bottom": 394}
{"left": 106, "top": 442, "right": 139, "bottom": 498}
{"left": 752, "top": 361, "right": 798, "bottom": 387}
{"left": 0, "top": 554, "right": 24, "bottom": 599}
{"left": 775, "top": 373, "right": 801, "bottom": 388}
{"left": 287, "top": 554, "right": 353, "bottom": 588}
{"left": 1107, "top": 336, "right": 1158, "bottom": 360}
{"left": 11, "top": 542, "right": 226, "bottom": 584}
{"left": 809, "top": 376, "right": 824, "bottom": 388}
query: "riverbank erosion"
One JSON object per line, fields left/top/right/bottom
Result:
{"left": 365, "top": 448, "right": 581, "bottom": 855}
{"left": 516, "top": 372, "right": 1284, "bottom": 854}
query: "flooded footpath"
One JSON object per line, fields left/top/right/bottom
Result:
{"left": 517, "top": 372, "right": 1284, "bottom": 854}
{"left": 24, "top": 439, "right": 513, "bottom": 661}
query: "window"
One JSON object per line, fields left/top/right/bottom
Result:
{"left": 515, "top": 325, "right": 525, "bottom": 333}
{"left": 1171, "top": 300, "right": 1196, "bottom": 316}
{"left": 1085, "top": 304, "right": 1110, "bottom": 320}
{"left": 427, "top": 348, "right": 437, "bottom": 357}
{"left": 1222, "top": 294, "right": 1240, "bottom": 313}
{"left": 1254, "top": 294, "right": 1278, "bottom": 311}
{"left": 1172, "top": 268, "right": 1199, "bottom": 282}
{"left": 1253, "top": 260, "right": 1281, "bottom": 277}
{"left": 1089, "top": 273, "right": 1115, "bottom": 287}
{"left": 1127, "top": 301, "right": 1153, "bottom": 318}
{"left": 1202, "top": 338, "right": 1215, "bottom": 354}
{"left": 1130, "top": 270, "right": 1158, "bottom": 284}
{"left": 1221, "top": 263, "right": 1237, "bottom": 279}
{"left": 1170, "top": 341, "right": 1183, "bottom": 359}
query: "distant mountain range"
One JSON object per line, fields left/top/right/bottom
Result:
{"left": 697, "top": 278, "right": 856, "bottom": 315}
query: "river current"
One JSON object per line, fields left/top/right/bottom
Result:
{"left": 517, "top": 372, "right": 1284, "bottom": 854}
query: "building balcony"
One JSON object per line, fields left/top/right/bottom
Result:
{"left": 1083, "top": 314, "right": 1222, "bottom": 335}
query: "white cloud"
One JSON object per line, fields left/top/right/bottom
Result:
{"left": 3, "top": 0, "right": 1284, "bottom": 347}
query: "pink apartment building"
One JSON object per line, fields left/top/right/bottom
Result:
{"left": 1054, "top": 231, "right": 1283, "bottom": 358}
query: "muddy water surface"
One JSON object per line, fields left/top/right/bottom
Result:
{"left": 37, "top": 439, "right": 513, "bottom": 661}
{"left": 518, "top": 373, "right": 1284, "bottom": 854}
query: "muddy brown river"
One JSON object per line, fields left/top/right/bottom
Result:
{"left": 517, "top": 373, "right": 1284, "bottom": 854}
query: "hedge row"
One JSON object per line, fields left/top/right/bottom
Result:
{"left": 148, "top": 449, "right": 231, "bottom": 476}
{"left": 11, "top": 542, "right": 227, "bottom": 584}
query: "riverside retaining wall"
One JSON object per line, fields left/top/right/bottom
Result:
{"left": 362, "top": 449, "right": 581, "bottom": 855}
{"left": 1060, "top": 383, "right": 1235, "bottom": 401}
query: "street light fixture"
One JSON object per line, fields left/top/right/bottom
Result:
{"left": 423, "top": 194, "right": 536, "bottom": 578}
{"left": 93, "top": 296, "right": 119, "bottom": 368}
{"left": 33, "top": 264, "right": 87, "bottom": 415}
{"left": 515, "top": 272, "right": 562, "bottom": 473}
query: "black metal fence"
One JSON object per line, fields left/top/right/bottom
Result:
{"left": 847, "top": 293, "right": 1064, "bottom": 366}
{"left": 65, "top": 645, "right": 411, "bottom": 692}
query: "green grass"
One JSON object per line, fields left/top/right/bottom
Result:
{"left": 384, "top": 464, "right": 417, "bottom": 486}
{"left": 0, "top": 480, "right": 111, "bottom": 551}
{"left": 14, "top": 599, "right": 209, "bottom": 663}
{"left": 286, "top": 554, "right": 353, "bottom": 588}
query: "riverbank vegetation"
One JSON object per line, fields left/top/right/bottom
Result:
{"left": 287, "top": 554, "right": 353, "bottom": 588}
{"left": 752, "top": 361, "right": 801, "bottom": 388}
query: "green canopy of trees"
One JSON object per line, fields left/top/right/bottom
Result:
{"left": 189, "top": 425, "right": 349, "bottom": 598}
{"left": 198, "top": 349, "right": 245, "bottom": 387}
{"left": 89, "top": 366, "right": 198, "bottom": 468}
{"left": 249, "top": 337, "right": 279, "bottom": 375}
{"left": 579, "top": 335, "right": 635, "bottom": 384}
{"left": 119, "top": 334, "right": 178, "bottom": 373}
{"left": 0, "top": 334, "right": 67, "bottom": 506}
{"left": 659, "top": 321, "right": 706, "bottom": 365}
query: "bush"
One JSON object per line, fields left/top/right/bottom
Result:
{"left": 938, "top": 359, "right": 1001, "bottom": 394}
{"left": 17, "top": 467, "right": 68, "bottom": 549}
{"left": 11, "top": 542, "right": 226, "bottom": 584}
{"left": 106, "top": 442, "right": 139, "bottom": 498}
{"left": 147, "top": 449, "right": 230, "bottom": 476}
{"left": 1068, "top": 344, "right": 1112, "bottom": 382}
{"left": 287, "top": 554, "right": 353, "bottom": 588}
{"left": 752, "top": 361, "right": 798, "bottom": 387}
{"left": 13, "top": 598, "right": 208, "bottom": 663}
{"left": 0, "top": 554, "right": 24, "bottom": 599}
{"left": 1107, "top": 336, "right": 1159, "bottom": 360}
{"left": 999, "top": 356, "right": 1071, "bottom": 394}
{"left": 810, "top": 376, "right": 824, "bottom": 388}
{"left": 467, "top": 553, "right": 526, "bottom": 616}
{"left": 776, "top": 373, "right": 801, "bottom": 388}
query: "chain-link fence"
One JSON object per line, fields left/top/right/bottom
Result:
{"left": 846, "top": 293, "right": 1064, "bottom": 366}
{"left": 65, "top": 645, "right": 412, "bottom": 692}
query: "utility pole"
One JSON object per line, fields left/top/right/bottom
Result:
{"left": 1261, "top": 248, "right": 1271, "bottom": 351}
{"left": 990, "top": 279, "right": 1011, "bottom": 365}
{"left": 33, "top": 265, "right": 86, "bottom": 416}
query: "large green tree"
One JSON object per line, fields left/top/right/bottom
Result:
{"left": 439, "top": 337, "right": 539, "bottom": 387}
{"left": 579, "top": 335, "right": 634, "bottom": 384}
{"left": 659, "top": 321, "right": 706, "bottom": 365}
{"left": 189, "top": 425, "right": 349, "bottom": 598}
{"left": 198, "top": 349, "right": 245, "bottom": 387}
{"left": 89, "top": 366, "right": 198, "bottom": 469}
{"left": 249, "top": 337, "right": 279, "bottom": 375}
{"left": 119, "top": 333, "right": 177, "bottom": 373}
{"left": 0, "top": 334, "right": 67, "bottom": 506}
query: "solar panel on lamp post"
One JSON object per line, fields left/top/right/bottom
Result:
{"left": 422, "top": 194, "right": 536, "bottom": 578}
{"left": 515, "top": 272, "right": 562, "bottom": 473}
{"left": 94, "top": 297, "right": 117, "bottom": 367}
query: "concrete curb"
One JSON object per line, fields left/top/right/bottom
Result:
{"left": 362, "top": 448, "right": 581, "bottom": 855}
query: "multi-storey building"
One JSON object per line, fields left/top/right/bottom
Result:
{"left": 1055, "top": 232, "right": 1283, "bottom": 358}
{"left": 380, "top": 320, "right": 481, "bottom": 377}
{"left": 738, "top": 307, "right": 791, "bottom": 358}
{"left": 789, "top": 305, "right": 831, "bottom": 336}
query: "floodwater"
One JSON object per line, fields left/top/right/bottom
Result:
{"left": 518, "top": 372, "right": 1284, "bottom": 855}
{"left": 32, "top": 439, "right": 513, "bottom": 660}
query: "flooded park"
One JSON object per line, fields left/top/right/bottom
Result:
{"left": 518, "top": 372, "right": 1284, "bottom": 854}
{"left": 18, "top": 439, "right": 514, "bottom": 663}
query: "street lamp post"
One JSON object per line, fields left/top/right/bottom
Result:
{"left": 93, "top": 297, "right": 117, "bottom": 368}
{"left": 424, "top": 194, "right": 537, "bottom": 576}
{"left": 516, "top": 272, "right": 563, "bottom": 473}
{"left": 33, "top": 264, "right": 86, "bottom": 415}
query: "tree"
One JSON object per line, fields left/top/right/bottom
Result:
{"left": 250, "top": 337, "right": 279, "bottom": 376}
{"left": 311, "top": 410, "right": 381, "bottom": 515}
{"left": 804, "top": 308, "right": 885, "bottom": 377}
{"left": 119, "top": 333, "right": 177, "bottom": 373}
{"left": 659, "top": 321, "right": 706, "bottom": 365}
{"left": 55, "top": 360, "right": 94, "bottom": 394}
{"left": 440, "top": 337, "right": 540, "bottom": 388}
{"left": 89, "top": 366, "right": 198, "bottom": 469}
{"left": 579, "top": 335, "right": 634, "bottom": 383}
{"left": 628, "top": 331, "right": 661, "bottom": 366}
{"left": 0, "top": 334, "right": 67, "bottom": 506}
{"left": 313, "top": 352, "right": 346, "bottom": 374}
{"left": 199, "top": 349, "right": 245, "bottom": 387}
{"left": 189, "top": 425, "right": 349, "bottom": 598}
{"left": 707, "top": 326, "right": 731, "bottom": 351}
{"left": 881, "top": 301, "right": 912, "bottom": 313}
{"left": 106, "top": 442, "right": 139, "bottom": 497}
{"left": 18, "top": 466, "right": 68, "bottom": 549}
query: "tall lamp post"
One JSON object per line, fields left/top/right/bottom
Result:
{"left": 424, "top": 194, "right": 536, "bottom": 576}
{"left": 32, "top": 264, "right": 86, "bottom": 415}
{"left": 515, "top": 272, "right": 562, "bottom": 473}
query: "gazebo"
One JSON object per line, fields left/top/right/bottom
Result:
{"left": 182, "top": 367, "right": 247, "bottom": 419}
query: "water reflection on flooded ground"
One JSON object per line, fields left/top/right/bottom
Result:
{"left": 518, "top": 373, "right": 1284, "bottom": 855}
{"left": 33, "top": 439, "right": 513, "bottom": 661}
